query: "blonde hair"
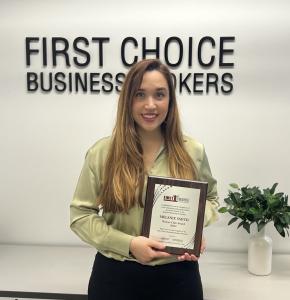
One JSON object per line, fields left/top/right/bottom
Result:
{"left": 99, "top": 59, "right": 197, "bottom": 213}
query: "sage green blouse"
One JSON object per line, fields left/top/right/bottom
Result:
{"left": 70, "top": 135, "right": 219, "bottom": 265}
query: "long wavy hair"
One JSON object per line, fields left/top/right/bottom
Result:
{"left": 99, "top": 59, "right": 197, "bottom": 213}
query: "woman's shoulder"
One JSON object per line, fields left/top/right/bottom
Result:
{"left": 183, "top": 134, "right": 204, "bottom": 150}
{"left": 182, "top": 134, "right": 205, "bottom": 162}
{"left": 89, "top": 136, "right": 112, "bottom": 151}
{"left": 85, "top": 136, "right": 112, "bottom": 162}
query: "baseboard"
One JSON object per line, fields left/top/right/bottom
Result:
{"left": 0, "top": 291, "right": 87, "bottom": 300}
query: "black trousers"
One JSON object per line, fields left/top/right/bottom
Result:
{"left": 88, "top": 253, "right": 203, "bottom": 300}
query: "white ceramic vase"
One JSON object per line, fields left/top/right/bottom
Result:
{"left": 248, "top": 225, "right": 272, "bottom": 275}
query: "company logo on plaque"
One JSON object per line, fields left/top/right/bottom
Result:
{"left": 164, "top": 194, "right": 190, "bottom": 204}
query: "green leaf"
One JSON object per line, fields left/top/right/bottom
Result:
{"left": 275, "top": 192, "right": 284, "bottom": 199}
{"left": 229, "top": 183, "right": 239, "bottom": 189}
{"left": 285, "top": 214, "right": 290, "bottom": 224}
{"left": 274, "top": 223, "right": 284, "bottom": 234}
{"left": 249, "top": 208, "right": 258, "bottom": 215}
{"left": 218, "top": 207, "right": 228, "bottom": 213}
{"left": 241, "top": 187, "right": 250, "bottom": 197}
{"left": 267, "top": 196, "right": 280, "bottom": 208}
{"left": 278, "top": 215, "right": 287, "bottom": 225}
{"left": 224, "top": 197, "right": 233, "bottom": 205}
{"left": 228, "top": 217, "right": 238, "bottom": 226}
{"left": 258, "top": 222, "right": 266, "bottom": 232}
{"left": 279, "top": 229, "right": 286, "bottom": 238}
{"left": 243, "top": 222, "right": 251, "bottom": 234}
{"left": 230, "top": 192, "right": 240, "bottom": 205}
{"left": 237, "top": 220, "right": 245, "bottom": 229}
{"left": 228, "top": 209, "right": 237, "bottom": 216}
{"left": 270, "top": 183, "right": 278, "bottom": 194}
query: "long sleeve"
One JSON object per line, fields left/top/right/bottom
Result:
{"left": 198, "top": 146, "right": 219, "bottom": 226}
{"left": 70, "top": 145, "right": 134, "bottom": 258}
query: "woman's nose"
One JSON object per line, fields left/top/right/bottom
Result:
{"left": 145, "top": 96, "right": 156, "bottom": 109}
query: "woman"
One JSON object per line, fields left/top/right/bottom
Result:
{"left": 70, "top": 59, "right": 219, "bottom": 300}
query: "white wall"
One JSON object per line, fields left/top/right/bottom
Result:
{"left": 0, "top": 0, "right": 290, "bottom": 253}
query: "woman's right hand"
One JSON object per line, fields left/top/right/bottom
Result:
{"left": 129, "top": 236, "right": 172, "bottom": 264}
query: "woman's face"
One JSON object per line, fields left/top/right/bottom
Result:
{"left": 132, "top": 70, "right": 169, "bottom": 135}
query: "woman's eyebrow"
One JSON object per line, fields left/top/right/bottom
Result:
{"left": 137, "top": 87, "right": 167, "bottom": 91}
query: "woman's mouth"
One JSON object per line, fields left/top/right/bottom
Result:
{"left": 141, "top": 113, "right": 158, "bottom": 122}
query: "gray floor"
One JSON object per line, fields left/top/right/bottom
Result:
{"left": 0, "top": 245, "right": 289, "bottom": 300}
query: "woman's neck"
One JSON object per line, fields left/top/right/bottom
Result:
{"left": 138, "top": 129, "right": 164, "bottom": 172}
{"left": 138, "top": 129, "right": 164, "bottom": 150}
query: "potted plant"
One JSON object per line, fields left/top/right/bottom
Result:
{"left": 219, "top": 183, "right": 290, "bottom": 275}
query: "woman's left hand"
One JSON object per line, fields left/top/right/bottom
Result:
{"left": 177, "top": 236, "right": 206, "bottom": 261}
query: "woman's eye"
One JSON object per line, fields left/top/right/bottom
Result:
{"left": 156, "top": 92, "right": 165, "bottom": 99}
{"left": 135, "top": 91, "right": 145, "bottom": 98}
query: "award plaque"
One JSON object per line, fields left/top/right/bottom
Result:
{"left": 141, "top": 176, "right": 208, "bottom": 257}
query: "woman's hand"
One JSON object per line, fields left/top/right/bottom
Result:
{"left": 177, "top": 236, "right": 206, "bottom": 262}
{"left": 129, "top": 236, "right": 172, "bottom": 264}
